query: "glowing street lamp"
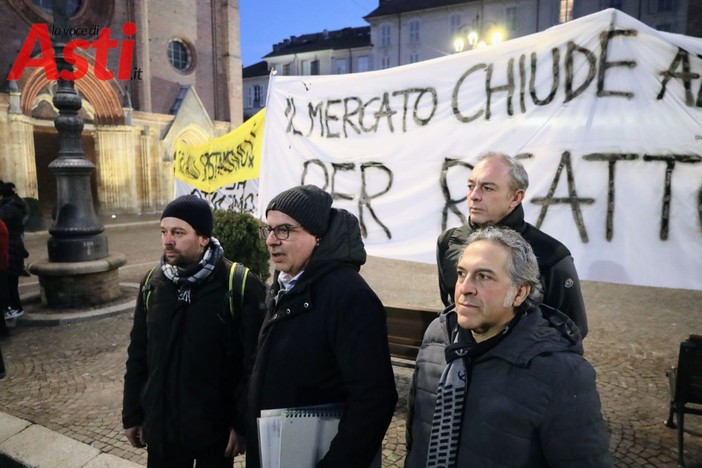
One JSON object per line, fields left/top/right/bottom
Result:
{"left": 488, "top": 28, "right": 505, "bottom": 46}
{"left": 452, "top": 23, "right": 507, "bottom": 53}
{"left": 467, "top": 30, "right": 479, "bottom": 47}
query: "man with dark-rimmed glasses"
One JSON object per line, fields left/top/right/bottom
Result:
{"left": 245, "top": 185, "right": 398, "bottom": 468}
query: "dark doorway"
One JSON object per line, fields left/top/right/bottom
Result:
{"left": 33, "top": 126, "right": 98, "bottom": 217}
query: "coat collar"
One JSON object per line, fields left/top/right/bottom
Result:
{"left": 441, "top": 304, "right": 583, "bottom": 367}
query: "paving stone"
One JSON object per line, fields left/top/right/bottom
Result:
{"left": 0, "top": 413, "right": 31, "bottom": 443}
{"left": 0, "top": 424, "right": 100, "bottom": 467}
{"left": 84, "top": 453, "right": 143, "bottom": 468}
{"left": 1, "top": 222, "right": 700, "bottom": 467}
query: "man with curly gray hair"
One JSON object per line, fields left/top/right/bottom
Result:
{"left": 436, "top": 152, "right": 588, "bottom": 338}
{"left": 405, "top": 226, "right": 611, "bottom": 467}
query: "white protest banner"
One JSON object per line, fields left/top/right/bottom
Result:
{"left": 258, "top": 9, "right": 702, "bottom": 291}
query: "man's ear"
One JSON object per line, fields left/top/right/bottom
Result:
{"left": 512, "top": 284, "right": 530, "bottom": 307}
{"left": 510, "top": 189, "right": 525, "bottom": 210}
{"left": 200, "top": 236, "right": 211, "bottom": 248}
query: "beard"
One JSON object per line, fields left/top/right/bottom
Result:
{"left": 164, "top": 249, "right": 196, "bottom": 268}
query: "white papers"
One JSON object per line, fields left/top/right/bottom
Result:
{"left": 257, "top": 403, "right": 342, "bottom": 468}
{"left": 257, "top": 411, "right": 283, "bottom": 468}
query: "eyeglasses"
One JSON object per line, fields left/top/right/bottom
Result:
{"left": 259, "top": 224, "right": 302, "bottom": 240}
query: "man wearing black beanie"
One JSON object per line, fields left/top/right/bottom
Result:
{"left": 123, "top": 195, "right": 266, "bottom": 467}
{"left": 246, "top": 185, "right": 398, "bottom": 468}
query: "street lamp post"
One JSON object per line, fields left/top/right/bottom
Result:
{"left": 28, "top": 0, "right": 126, "bottom": 309}
{"left": 47, "top": 1, "right": 107, "bottom": 263}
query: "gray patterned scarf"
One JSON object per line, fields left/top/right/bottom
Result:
{"left": 426, "top": 311, "right": 525, "bottom": 467}
{"left": 160, "top": 237, "right": 224, "bottom": 303}
{"left": 426, "top": 332, "right": 469, "bottom": 468}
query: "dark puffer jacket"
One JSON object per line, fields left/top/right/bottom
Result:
{"left": 246, "top": 208, "right": 398, "bottom": 468}
{"left": 437, "top": 204, "right": 589, "bottom": 337}
{"left": 405, "top": 305, "right": 612, "bottom": 467}
{"left": 122, "top": 256, "right": 266, "bottom": 454}
{"left": 0, "top": 195, "right": 29, "bottom": 274}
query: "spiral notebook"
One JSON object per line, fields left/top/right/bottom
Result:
{"left": 258, "top": 403, "right": 343, "bottom": 468}
{"left": 257, "top": 403, "right": 382, "bottom": 467}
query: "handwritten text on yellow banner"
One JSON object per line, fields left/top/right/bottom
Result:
{"left": 175, "top": 109, "right": 265, "bottom": 192}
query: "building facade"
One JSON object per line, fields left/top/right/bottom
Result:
{"left": 242, "top": 60, "right": 269, "bottom": 121}
{"left": 264, "top": 26, "right": 372, "bottom": 76}
{"left": 243, "top": 0, "right": 699, "bottom": 118}
{"left": 242, "top": 26, "right": 372, "bottom": 119}
{"left": 363, "top": 0, "right": 699, "bottom": 69}
{"left": 0, "top": 0, "right": 243, "bottom": 215}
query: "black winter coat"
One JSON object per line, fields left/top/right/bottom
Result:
{"left": 122, "top": 256, "right": 266, "bottom": 454}
{"left": 405, "top": 305, "right": 612, "bottom": 467}
{"left": 246, "top": 208, "right": 398, "bottom": 468}
{"left": 0, "top": 195, "right": 28, "bottom": 274}
{"left": 436, "top": 204, "right": 589, "bottom": 337}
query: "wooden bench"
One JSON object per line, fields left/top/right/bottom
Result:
{"left": 385, "top": 304, "right": 438, "bottom": 362}
{"left": 665, "top": 334, "right": 702, "bottom": 467}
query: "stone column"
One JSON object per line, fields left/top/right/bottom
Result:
{"left": 138, "top": 126, "right": 156, "bottom": 211}
{"left": 4, "top": 80, "right": 38, "bottom": 198}
{"left": 94, "top": 125, "right": 139, "bottom": 214}
{"left": 8, "top": 113, "right": 38, "bottom": 199}
{"left": 135, "top": 0, "right": 151, "bottom": 111}
{"left": 223, "top": 0, "right": 243, "bottom": 125}
{"left": 162, "top": 158, "right": 175, "bottom": 207}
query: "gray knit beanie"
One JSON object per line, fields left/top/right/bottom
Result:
{"left": 266, "top": 185, "right": 333, "bottom": 236}
{"left": 161, "top": 195, "right": 213, "bottom": 237}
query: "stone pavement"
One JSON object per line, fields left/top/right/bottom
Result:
{"left": 0, "top": 216, "right": 701, "bottom": 467}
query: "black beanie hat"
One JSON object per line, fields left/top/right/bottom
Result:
{"left": 161, "top": 195, "right": 213, "bottom": 237}
{"left": 266, "top": 185, "right": 333, "bottom": 236}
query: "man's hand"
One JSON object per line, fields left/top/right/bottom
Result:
{"left": 124, "top": 425, "right": 146, "bottom": 448}
{"left": 224, "top": 428, "right": 246, "bottom": 457}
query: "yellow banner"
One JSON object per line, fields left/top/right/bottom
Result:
{"left": 175, "top": 109, "right": 265, "bottom": 192}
